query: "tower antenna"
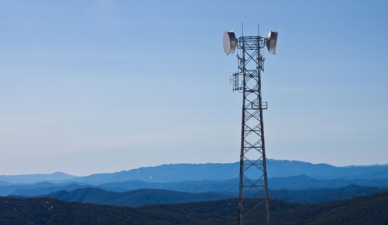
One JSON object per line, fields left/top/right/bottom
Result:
{"left": 223, "top": 27, "right": 278, "bottom": 225}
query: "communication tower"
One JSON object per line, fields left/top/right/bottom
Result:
{"left": 223, "top": 28, "right": 278, "bottom": 225}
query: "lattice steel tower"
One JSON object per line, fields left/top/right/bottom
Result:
{"left": 223, "top": 28, "right": 278, "bottom": 225}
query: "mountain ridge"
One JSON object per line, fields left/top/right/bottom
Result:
{"left": 1, "top": 159, "right": 388, "bottom": 186}
{"left": 6, "top": 175, "right": 388, "bottom": 197}
{"left": 44, "top": 185, "right": 388, "bottom": 206}
{"left": 0, "top": 172, "right": 76, "bottom": 184}
{"left": 46, "top": 188, "right": 232, "bottom": 207}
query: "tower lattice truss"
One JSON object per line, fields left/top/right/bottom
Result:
{"left": 234, "top": 36, "right": 270, "bottom": 225}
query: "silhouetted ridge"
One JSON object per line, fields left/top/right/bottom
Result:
{"left": 1, "top": 190, "right": 388, "bottom": 224}
{"left": 47, "top": 188, "right": 232, "bottom": 207}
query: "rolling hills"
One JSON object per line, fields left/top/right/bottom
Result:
{"left": 2, "top": 159, "right": 388, "bottom": 211}
{"left": 5, "top": 175, "right": 388, "bottom": 198}
{"left": 1, "top": 190, "right": 388, "bottom": 224}
{"left": 42, "top": 185, "right": 388, "bottom": 206}
{"left": 46, "top": 188, "right": 232, "bottom": 207}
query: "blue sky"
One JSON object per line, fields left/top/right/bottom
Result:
{"left": 0, "top": 0, "right": 387, "bottom": 175}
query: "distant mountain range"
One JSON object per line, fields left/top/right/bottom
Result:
{"left": 2, "top": 159, "right": 388, "bottom": 185}
{"left": 4, "top": 175, "right": 388, "bottom": 198}
{"left": 43, "top": 185, "right": 388, "bottom": 206}
{"left": 0, "top": 172, "right": 76, "bottom": 184}
{"left": 64, "top": 160, "right": 388, "bottom": 184}
{"left": 1, "top": 159, "right": 388, "bottom": 199}
{"left": 2, "top": 159, "right": 388, "bottom": 224}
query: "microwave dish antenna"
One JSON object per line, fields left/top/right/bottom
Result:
{"left": 223, "top": 31, "right": 237, "bottom": 55}
{"left": 267, "top": 30, "right": 278, "bottom": 54}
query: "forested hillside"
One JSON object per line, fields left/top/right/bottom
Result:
{"left": 47, "top": 188, "right": 231, "bottom": 207}
{"left": 43, "top": 185, "right": 387, "bottom": 207}
{"left": 1, "top": 191, "right": 388, "bottom": 224}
